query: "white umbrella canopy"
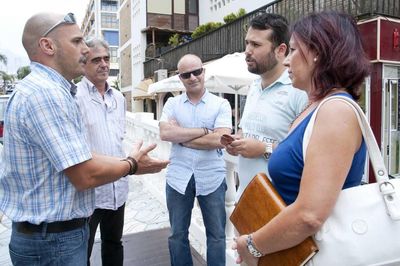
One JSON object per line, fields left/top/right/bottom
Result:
{"left": 204, "top": 52, "right": 257, "bottom": 132}
{"left": 147, "top": 74, "right": 185, "bottom": 94}
{"left": 204, "top": 52, "right": 258, "bottom": 95}
{"left": 132, "top": 78, "right": 155, "bottom": 99}
{"left": 147, "top": 52, "right": 257, "bottom": 95}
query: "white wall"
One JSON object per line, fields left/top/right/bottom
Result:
{"left": 130, "top": 0, "right": 149, "bottom": 112}
{"left": 199, "top": 0, "right": 272, "bottom": 24}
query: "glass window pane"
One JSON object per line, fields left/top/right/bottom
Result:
{"left": 101, "top": 13, "right": 118, "bottom": 29}
{"left": 103, "top": 30, "right": 119, "bottom": 46}
{"left": 188, "top": 0, "right": 198, "bottom": 14}
{"left": 101, "top": 0, "right": 118, "bottom": 11}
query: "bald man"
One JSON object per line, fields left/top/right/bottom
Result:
{"left": 0, "top": 12, "right": 168, "bottom": 266}
{"left": 159, "top": 54, "right": 232, "bottom": 266}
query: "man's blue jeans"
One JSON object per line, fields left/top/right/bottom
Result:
{"left": 9, "top": 222, "right": 89, "bottom": 266}
{"left": 166, "top": 176, "right": 226, "bottom": 266}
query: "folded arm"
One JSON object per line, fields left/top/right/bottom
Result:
{"left": 181, "top": 127, "right": 231, "bottom": 150}
{"left": 159, "top": 120, "right": 207, "bottom": 143}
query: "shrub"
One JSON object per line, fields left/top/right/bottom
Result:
{"left": 191, "top": 22, "right": 224, "bottom": 39}
{"left": 223, "top": 8, "right": 247, "bottom": 24}
{"left": 168, "top": 33, "right": 181, "bottom": 47}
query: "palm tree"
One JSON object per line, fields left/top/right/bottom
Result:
{"left": 0, "top": 53, "right": 7, "bottom": 66}
{"left": 111, "top": 78, "right": 120, "bottom": 91}
{"left": 17, "top": 66, "right": 31, "bottom": 80}
{"left": 0, "top": 53, "right": 8, "bottom": 92}
{"left": 0, "top": 71, "right": 14, "bottom": 94}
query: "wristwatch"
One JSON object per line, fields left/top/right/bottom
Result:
{"left": 247, "top": 234, "right": 263, "bottom": 257}
{"left": 263, "top": 142, "right": 273, "bottom": 160}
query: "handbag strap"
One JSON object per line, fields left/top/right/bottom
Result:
{"left": 303, "top": 95, "right": 400, "bottom": 220}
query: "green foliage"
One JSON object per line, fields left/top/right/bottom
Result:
{"left": 16, "top": 66, "right": 31, "bottom": 80}
{"left": 223, "top": 8, "right": 246, "bottom": 24}
{"left": 223, "top": 13, "right": 236, "bottom": 24}
{"left": 168, "top": 33, "right": 181, "bottom": 47}
{"left": 191, "top": 22, "right": 223, "bottom": 39}
{"left": 0, "top": 71, "right": 15, "bottom": 92}
{"left": 73, "top": 75, "right": 83, "bottom": 84}
{"left": 0, "top": 71, "right": 14, "bottom": 83}
{"left": 0, "top": 53, "right": 7, "bottom": 66}
{"left": 191, "top": 8, "right": 246, "bottom": 40}
{"left": 111, "top": 79, "right": 120, "bottom": 91}
{"left": 237, "top": 8, "right": 246, "bottom": 17}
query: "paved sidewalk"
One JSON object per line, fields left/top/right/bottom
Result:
{"left": 91, "top": 228, "right": 205, "bottom": 266}
{"left": 0, "top": 175, "right": 204, "bottom": 265}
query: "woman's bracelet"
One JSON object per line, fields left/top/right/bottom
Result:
{"left": 247, "top": 234, "right": 263, "bottom": 258}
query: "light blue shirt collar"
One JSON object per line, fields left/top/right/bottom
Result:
{"left": 182, "top": 89, "right": 208, "bottom": 104}
{"left": 257, "top": 69, "right": 291, "bottom": 92}
{"left": 30, "top": 62, "right": 76, "bottom": 96}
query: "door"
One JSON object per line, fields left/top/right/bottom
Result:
{"left": 383, "top": 78, "right": 400, "bottom": 178}
{"left": 359, "top": 77, "right": 371, "bottom": 182}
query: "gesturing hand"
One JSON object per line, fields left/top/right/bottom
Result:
{"left": 128, "top": 140, "right": 170, "bottom": 175}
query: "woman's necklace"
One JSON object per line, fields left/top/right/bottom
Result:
{"left": 289, "top": 101, "right": 314, "bottom": 128}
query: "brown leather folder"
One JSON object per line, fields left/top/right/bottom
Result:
{"left": 230, "top": 173, "right": 318, "bottom": 266}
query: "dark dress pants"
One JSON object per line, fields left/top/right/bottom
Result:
{"left": 87, "top": 203, "right": 125, "bottom": 266}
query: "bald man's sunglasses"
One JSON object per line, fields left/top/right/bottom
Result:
{"left": 179, "top": 68, "right": 204, "bottom": 79}
{"left": 43, "top": 13, "right": 76, "bottom": 37}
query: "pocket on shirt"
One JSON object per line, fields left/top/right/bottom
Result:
{"left": 200, "top": 118, "right": 215, "bottom": 129}
{"left": 112, "top": 117, "right": 125, "bottom": 141}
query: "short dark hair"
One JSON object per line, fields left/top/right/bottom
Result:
{"left": 291, "top": 11, "right": 370, "bottom": 100}
{"left": 248, "top": 13, "right": 289, "bottom": 54}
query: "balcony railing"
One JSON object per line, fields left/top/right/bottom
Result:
{"left": 144, "top": 0, "right": 400, "bottom": 78}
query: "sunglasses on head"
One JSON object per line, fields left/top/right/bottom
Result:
{"left": 179, "top": 68, "right": 204, "bottom": 79}
{"left": 43, "top": 13, "right": 76, "bottom": 37}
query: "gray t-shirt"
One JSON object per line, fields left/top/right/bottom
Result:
{"left": 237, "top": 70, "right": 308, "bottom": 198}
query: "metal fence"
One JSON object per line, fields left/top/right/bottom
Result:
{"left": 144, "top": 0, "right": 400, "bottom": 78}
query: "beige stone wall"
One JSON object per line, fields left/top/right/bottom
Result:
{"left": 121, "top": 45, "right": 132, "bottom": 88}
{"left": 120, "top": 1, "right": 131, "bottom": 46}
{"left": 122, "top": 91, "right": 132, "bottom": 111}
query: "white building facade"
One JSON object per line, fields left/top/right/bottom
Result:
{"left": 81, "top": 0, "right": 120, "bottom": 84}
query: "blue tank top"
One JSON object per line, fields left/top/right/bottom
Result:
{"left": 268, "top": 94, "right": 367, "bottom": 205}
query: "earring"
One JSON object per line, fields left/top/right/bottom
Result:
{"left": 313, "top": 57, "right": 317, "bottom": 62}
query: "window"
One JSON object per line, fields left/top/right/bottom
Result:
{"left": 101, "top": 0, "right": 118, "bottom": 11}
{"left": 109, "top": 69, "right": 119, "bottom": 76}
{"left": 188, "top": 0, "right": 198, "bottom": 14}
{"left": 101, "top": 13, "right": 118, "bottom": 28}
{"left": 109, "top": 47, "right": 118, "bottom": 63}
{"left": 103, "top": 31, "right": 119, "bottom": 46}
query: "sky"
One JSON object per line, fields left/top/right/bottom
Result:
{"left": 0, "top": 0, "right": 90, "bottom": 74}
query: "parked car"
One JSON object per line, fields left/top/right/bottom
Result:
{"left": 0, "top": 95, "right": 11, "bottom": 144}
{"left": 5, "top": 84, "right": 15, "bottom": 94}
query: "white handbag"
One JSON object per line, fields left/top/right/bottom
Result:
{"left": 302, "top": 95, "right": 400, "bottom": 266}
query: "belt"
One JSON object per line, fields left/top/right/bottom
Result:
{"left": 15, "top": 218, "right": 88, "bottom": 234}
